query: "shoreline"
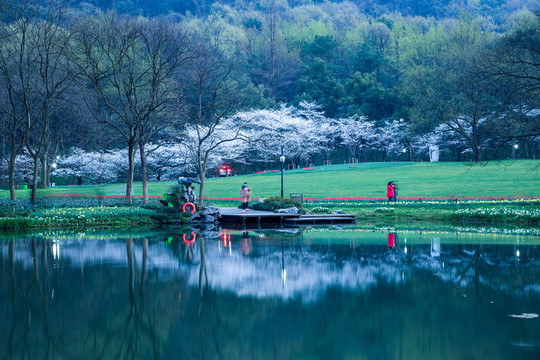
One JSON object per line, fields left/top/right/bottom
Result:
{"left": 1, "top": 202, "right": 539, "bottom": 232}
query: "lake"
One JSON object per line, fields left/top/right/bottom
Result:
{"left": 1, "top": 226, "right": 539, "bottom": 359}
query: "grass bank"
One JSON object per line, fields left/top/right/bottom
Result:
{"left": 0, "top": 204, "right": 189, "bottom": 231}
{"left": 1, "top": 160, "right": 539, "bottom": 230}
{"left": 2, "top": 160, "right": 539, "bottom": 201}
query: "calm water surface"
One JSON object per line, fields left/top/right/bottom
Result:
{"left": 1, "top": 227, "right": 539, "bottom": 360}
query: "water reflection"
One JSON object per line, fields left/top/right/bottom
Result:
{"left": 1, "top": 227, "right": 539, "bottom": 359}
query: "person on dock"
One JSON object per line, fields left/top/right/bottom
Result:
{"left": 240, "top": 182, "right": 251, "bottom": 213}
{"left": 387, "top": 181, "right": 396, "bottom": 202}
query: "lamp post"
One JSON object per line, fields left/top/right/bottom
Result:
{"left": 280, "top": 146, "right": 285, "bottom": 198}
{"left": 51, "top": 162, "right": 57, "bottom": 187}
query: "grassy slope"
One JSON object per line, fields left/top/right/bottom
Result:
{"left": 200, "top": 160, "right": 540, "bottom": 199}
{"left": 2, "top": 160, "right": 539, "bottom": 200}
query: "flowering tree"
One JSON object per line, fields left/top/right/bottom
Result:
{"left": 337, "top": 115, "right": 376, "bottom": 162}
{"left": 375, "top": 119, "right": 410, "bottom": 161}
{"left": 412, "top": 123, "right": 468, "bottom": 161}
{"left": 183, "top": 116, "right": 248, "bottom": 206}
{"left": 55, "top": 148, "right": 124, "bottom": 185}
{"left": 0, "top": 149, "right": 34, "bottom": 185}
{"left": 144, "top": 143, "right": 191, "bottom": 182}
{"left": 236, "top": 102, "right": 329, "bottom": 168}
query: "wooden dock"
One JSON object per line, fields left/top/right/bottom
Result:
{"left": 218, "top": 208, "right": 357, "bottom": 227}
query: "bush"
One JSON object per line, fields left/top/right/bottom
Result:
{"left": 250, "top": 196, "right": 304, "bottom": 213}
{"left": 166, "top": 184, "right": 183, "bottom": 209}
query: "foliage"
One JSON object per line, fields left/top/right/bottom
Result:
{"left": 166, "top": 184, "right": 183, "bottom": 209}
{"left": 250, "top": 196, "right": 304, "bottom": 212}
{"left": 0, "top": 204, "right": 183, "bottom": 230}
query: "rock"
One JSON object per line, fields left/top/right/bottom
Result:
{"left": 190, "top": 212, "right": 202, "bottom": 221}
{"left": 333, "top": 209, "right": 346, "bottom": 214}
{"left": 202, "top": 206, "right": 221, "bottom": 217}
{"left": 277, "top": 207, "right": 298, "bottom": 214}
{"left": 202, "top": 215, "right": 216, "bottom": 223}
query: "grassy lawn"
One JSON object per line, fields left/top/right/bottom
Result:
{"left": 2, "top": 160, "right": 539, "bottom": 200}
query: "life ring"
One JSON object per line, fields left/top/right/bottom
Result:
{"left": 183, "top": 232, "right": 196, "bottom": 245}
{"left": 182, "top": 202, "right": 196, "bottom": 214}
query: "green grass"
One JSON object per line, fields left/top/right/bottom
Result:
{"left": 2, "top": 160, "right": 539, "bottom": 200}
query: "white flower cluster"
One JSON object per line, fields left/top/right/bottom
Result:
{"left": 453, "top": 208, "right": 540, "bottom": 219}
{"left": 375, "top": 207, "right": 395, "bottom": 213}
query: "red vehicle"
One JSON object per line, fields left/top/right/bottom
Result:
{"left": 218, "top": 165, "right": 233, "bottom": 177}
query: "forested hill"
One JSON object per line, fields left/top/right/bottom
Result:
{"left": 75, "top": 0, "right": 537, "bottom": 24}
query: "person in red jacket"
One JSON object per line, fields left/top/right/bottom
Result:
{"left": 387, "top": 181, "right": 396, "bottom": 202}
{"left": 387, "top": 233, "right": 396, "bottom": 248}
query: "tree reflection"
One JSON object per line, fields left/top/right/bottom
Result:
{"left": 1, "top": 231, "right": 539, "bottom": 359}
{"left": 121, "top": 237, "right": 163, "bottom": 359}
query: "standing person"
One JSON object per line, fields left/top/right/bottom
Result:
{"left": 240, "top": 182, "right": 251, "bottom": 213}
{"left": 387, "top": 233, "right": 397, "bottom": 248}
{"left": 387, "top": 181, "right": 396, "bottom": 202}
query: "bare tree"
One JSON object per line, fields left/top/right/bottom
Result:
{"left": 0, "top": 0, "right": 72, "bottom": 203}
{"left": 0, "top": 1, "right": 34, "bottom": 200}
{"left": 24, "top": 2, "right": 74, "bottom": 203}
{"left": 136, "top": 19, "right": 195, "bottom": 204}
{"left": 74, "top": 13, "right": 194, "bottom": 204}
{"left": 183, "top": 39, "right": 242, "bottom": 207}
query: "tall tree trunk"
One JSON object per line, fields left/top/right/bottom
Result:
{"left": 198, "top": 177, "right": 205, "bottom": 208}
{"left": 31, "top": 156, "right": 39, "bottom": 204}
{"left": 126, "top": 143, "right": 135, "bottom": 204}
{"left": 139, "top": 141, "right": 148, "bottom": 204}
{"left": 41, "top": 154, "right": 48, "bottom": 189}
{"left": 8, "top": 154, "right": 17, "bottom": 200}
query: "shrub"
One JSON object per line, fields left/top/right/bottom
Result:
{"left": 250, "top": 196, "right": 304, "bottom": 212}
{"left": 165, "top": 184, "right": 183, "bottom": 209}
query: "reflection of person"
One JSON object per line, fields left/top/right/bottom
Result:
{"left": 241, "top": 231, "right": 252, "bottom": 255}
{"left": 387, "top": 233, "right": 397, "bottom": 248}
{"left": 387, "top": 181, "right": 396, "bottom": 202}
{"left": 240, "top": 182, "right": 251, "bottom": 213}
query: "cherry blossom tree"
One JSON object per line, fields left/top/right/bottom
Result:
{"left": 235, "top": 102, "right": 329, "bottom": 168}
{"left": 183, "top": 117, "right": 248, "bottom": 206}
{"left": 337, "top": 115, "right": 376, "bottom": 162}
{"left": 376, "top": 119, "right": 410, "bottom": 161}
{"left": 144, "top": 143, "right": 192, "bottom": 181}
{"left": 55, "top": 148, "right": 124, "bottom": 185}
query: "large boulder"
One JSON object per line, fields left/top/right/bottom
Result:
{"left": 191, "top": 207, "right": 222, "bottom": 224}
{"left": 202, "top": 206, "right": 221, "bottom": 217}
